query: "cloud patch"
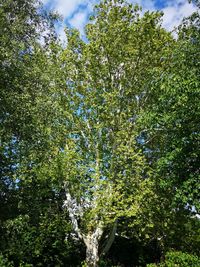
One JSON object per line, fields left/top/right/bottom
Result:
{"left": 162, "top": 1, "right": 196, "bottom": 30}
{"left": 41, "top": 0, "right": 97, "bottom": 19}
{"left": 41, "top": 0, "right": 197, "bottom": 39}
{"left": 68, "top": 11, "right": 89, "bottom": 36}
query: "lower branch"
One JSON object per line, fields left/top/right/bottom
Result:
{"left": 100, "top": 219, "right": 118, "bottom": 256}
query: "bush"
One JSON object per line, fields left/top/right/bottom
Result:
{"left": 0, "top": 254, "right": 13, "bottom": 267}
{"left": 147, "top": 251, "right": 200, "bottom": 267}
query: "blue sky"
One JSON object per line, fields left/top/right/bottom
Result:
{"left": 41, "top": 0, "right": 197, "bottom": 41}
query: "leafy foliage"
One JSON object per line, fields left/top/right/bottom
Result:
{"left": 147, "top": 251, "right": 200, "bottom": 267}
{"left": 0, "top": 0, "right": 199, "bottom": 266}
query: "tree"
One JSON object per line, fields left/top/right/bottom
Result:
{"left": 1, "top": 181, "right": 84, "bottom": 266}
{"left": 137, "top": 0, "right": 200, "bottom": 258}
{"left": 1, "top": 0, "right": 198, "bottom": 265}
{"left": 140, "top": 0, "right": 199, "bottom": 214}
{"left": 0, "top": 0, "right": 74, "bottom": 265}
{"left": 46, "top": 1, "right": 173, "bottom": 265}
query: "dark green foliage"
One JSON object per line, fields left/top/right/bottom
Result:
{"left": 105, "top": 236, "right": 161, "bottom": 267}
{"left": 0, "top": 254, "right": 13, "bottom": 267}
{"left": 139, "top": 0, "right": 200, "bottom": 212}
{"left": 147, "top": 251, "right": 200, "bottom": 267}
{"left": 0, "top": 0, "right": 80, "bottom": 266}
{"left": 0, "top": 178, "right": 84, "bottom": 266}
{"left": 2, "top": 214, "right": 83, "bottom": 266}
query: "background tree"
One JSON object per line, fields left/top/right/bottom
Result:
{"left": 138, "top": 0, "right": 200, "bottom": 258}
{"left": 0, "top": 0, "right": 80, "bottom": 266}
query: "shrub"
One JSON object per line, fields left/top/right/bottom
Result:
{"left": 0, "top": 254, "right": 13, "bottom": 267}
{"left": 147, "top": 251, "right": 200, "bottom": 267}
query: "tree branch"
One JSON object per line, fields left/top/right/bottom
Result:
{"left": 100, "top": 219, "right": 118, "bottom": 256}
{"left": 63, "top": 182, "right": 83, "bottom": 240}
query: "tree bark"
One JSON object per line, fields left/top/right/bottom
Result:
{"left": 84, "top": 227, "right": 103, "bottom": 267}
{"left": 63, "top": 184, "right": 104, "bottom": 267}
{"left": 84, "top": 235, "right": 100, "bottom": 267}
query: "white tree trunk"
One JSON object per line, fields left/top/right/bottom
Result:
{"left": 63, "top": 184, "right": 103, "bottom": 267}
{"left": 84, "top": 234, "right": 100, "bottom": 266}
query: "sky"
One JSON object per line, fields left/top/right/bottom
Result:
{"left": 41, "top": 0, "right": 197, "bottom": 41}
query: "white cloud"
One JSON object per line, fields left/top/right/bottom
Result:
{"left": 162, "top": 1, "right": 196, "bottom": 30}
{"left": 41, "top": 0, "right": 49, "bottom": 4}
{"left": 54, "top": 0, "right": 83, "bottom": 18}
{"left": 48, "top": 0, "right": 97, "bottom": 19}
{"left": 41, "top": 0, "right": 197, "bottom": 39}
{"left": 68, "top": 11, "right": 88, "bottom": 36}
{"left": 141, "top": 0, "right": 156, "bottom": 11}
{"left": 130, "top": 0, "right": 156, "bottom": 11}
{"left": 41, "top": 0, "right": 97, "bottom": 37}
{"left": 132, "top": 0, "right": 197, "bottom": 31}
{"left": 57, "top": 24, "right": 67, "bottom": 43}
{"left": 162, "top": 6, "right": 177, "bottom": 29}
